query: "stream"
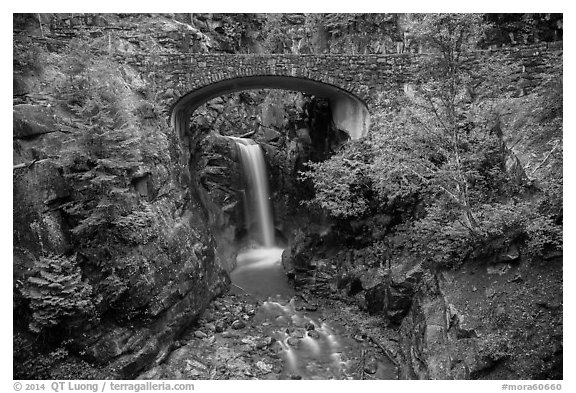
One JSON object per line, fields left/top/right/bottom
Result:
{"left": 229, "top": 246, "right": 398, "bottom": 380}
{"left": 137, "top": 137, "right": 398, "bottom": 380}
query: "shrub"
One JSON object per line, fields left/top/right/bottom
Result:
{"left": 524, "top": 214, "right": 563, "bottom": 257}
{"left": 397, "top": 200, "right": 562, "bottom": 269}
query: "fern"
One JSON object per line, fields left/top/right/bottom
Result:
{"left": 22, "top": 255, "right": 96, "bottom": 333}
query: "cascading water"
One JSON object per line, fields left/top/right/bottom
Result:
{"left": 234, "top": 138, "right": 275, "bottom": 247}
{"left": 222, "top": 136, "right": 396, "bottom": 380}
{"left": 229, "top": 137, "right": 294, "bottom": 299}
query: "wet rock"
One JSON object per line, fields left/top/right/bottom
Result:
{"left": 487, "top": 263, "right": 511, "bottom": 275}
{"left": 194, "top": 330, "right": 207, "bottom": 339}
{"left": 221, "top": 331, "right": 237, "bottom": 339}
{"left": 364, "top": 357, "right": 379, "bottom": 374}
{"left": 275, "top": 316, "right": 291, "bottom": 324}
{"left": 260, "top": 128, "right": 282, "bottom": 143}
{"left": 287, "top": 337, "right": 301, "bottom": 347}
{"left": 494, "top": 243, "right": 520, "bottom": 263}
{"left": 231, "top": 319, "right": 246, "bottom": 330}
{"left": 256, "top": 337, "right": 273, "bottom": 349}
{"left": 240, "top": 337, "right": 257, "bottom": 350}
{"left": 13, "top": 159, "right": 71, "bottom": 256}
{"left": 304, "top": 322, "right": 315, "bottom": 331}
{"left": 307, "top": 330, "right": 321, "bottom": 339}
{"left": 255, "top": 360, "right": 273, "bottom": 374}
{"left": 354, "top": 292, "right": 368, "bottom": 311}
{"left": 215, "top": 320, "right": 226, "bottom": 333}
{"left": 289, "top": 373, "right": 302, "bottom": 380}
{"left": 292, "top": 328, "right": 306, "bottom": 339}
{"left": 365, "top": 282, "right": 387, "bottom": 314}
{"left": 304, "top": 303, "right": 318, "bottom": 311}
{"left": 203, "top": 311, "right": 214, "bottom": 322}
{"left": 13, "top": 104, "right": 57, "bottom": 139}
{"left": 136, "top": 365, "right": 165, "bottom": 379}
{"left": 507, "top": 274, "right": 524, "bottom": 284}
{"left": 485, "top": 288, "right": 497, "bottom": 298}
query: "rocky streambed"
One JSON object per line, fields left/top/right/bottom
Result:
{"left": 137, "top": 283, "right": 399, "bottom": 380}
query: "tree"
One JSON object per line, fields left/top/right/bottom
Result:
{"left": 303, "top": 14, "right": 562, "bottom": 266}
{"left": 399, "top": 14, "right": 491, "bottom": 229}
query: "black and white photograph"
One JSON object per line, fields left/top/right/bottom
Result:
{"left": 11, "top": 8, "right": 565, "bottom": 387}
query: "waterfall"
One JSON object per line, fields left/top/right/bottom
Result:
{"left": 233, "top": 138, "right": 275, "bottom": 248}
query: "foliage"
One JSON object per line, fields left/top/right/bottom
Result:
{"left": 482, "top": 13, "right": 563, "bottom": 47}
{"left": 13, "top": 332, "right": 101, "bottom": 380}
{"left": 406, "top": 13, "right": 487, "bottom": 55}
{"left": 40, "top": 36, "right": 173, "bottom": 320}
{"left": 262, "top": 13, "right": 401, "bottom": 54}
{"left": 397, "top": 201, "right": 561, "bottom": 268}
{"left": 302, "top": 14, "right": 562, "bottom": 267}
{"left": 21, "top": 254, "right": 96, "bottom": 333}
{"left": 52, "top": 36, "right": 162, "bottom": 250}
{"left": 260, "top": 13, "right": 562, "bottom": 55}
{"left": 523, "top": 214, "right": 563, "bottom": 257}
{"left": 300, "top": 139, "right": 373, "bottom": 218}
{"left": 14, "top": 342, "right": 69, "bottom": 380}
{"left": 206, "top": 14, "right": 266, "bottom": 53}
{"left": 13, "top": 40, "right": 46, "bottom": 75}
{"left": 305, "top": 13, "right": 400, "bottom": 54}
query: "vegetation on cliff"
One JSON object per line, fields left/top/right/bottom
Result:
{"left": 302, "top": 14, "right": 562, "bottom": 268}
{"left": 13, "top": 13, "right": 562, "bottom": 380}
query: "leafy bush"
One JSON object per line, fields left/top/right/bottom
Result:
{"left": 300, "top": 14, "right": 562, "bottom": 269}
{"left": 21, "top": 254, "right": 96, "bottom": 333}
{"left": 396, "top": 201, "right": 561, "bottom": 269}
{"left": 299, "top": 139, "right": 373, "bottom": 218}
{"left": 14, "top": 343, "right": 69, "bottom": 380}
{"left": 524, "top": 215, "right": 563, "bottom": 257}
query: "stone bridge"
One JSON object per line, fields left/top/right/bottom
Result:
{"left": 122, "top": 43, "right": 562, "bottom": 141}
{"left": 164, "top": 53, "right": 415, "bottom": 140}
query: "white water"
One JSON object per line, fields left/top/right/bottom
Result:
{"left": 228, "top": 137, "right": 295, "bottom": 298}
{"left": 233, "top": 138, "right": 275, "bottom": 247}
{"left": 230, "top": 246, "right": 294, "bottom": 298}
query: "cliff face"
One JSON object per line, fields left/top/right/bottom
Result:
{"left": 12, "top": 12, "right": 338, "bottom": 379}
{"left": 13, "top": 14, "right": 234, "bottom": 378}
{"left": 13, "top": 13, "right": 562, "bottom": 380}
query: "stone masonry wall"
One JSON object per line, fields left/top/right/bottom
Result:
{"left": 135, "top": 44, "right": 563, "bottom": 119}
{"left": 25, "top": 14, "right": 562, "bottom": 122}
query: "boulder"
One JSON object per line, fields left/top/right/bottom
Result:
{"left": 259, "top": 127, "right": 282, "bottom": 143}
{"left": 365, "top": 282, "right": 387, "bottom": 314}
{"left": 13, "top": 104, "right": 57, "bottom": 139}
{"left": 494, "top": 243, "right": 520, "bottom": 263}
{"left": 13, "top": 159, "right": 71, "bottom": 256}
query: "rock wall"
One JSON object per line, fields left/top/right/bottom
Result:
{"left": 398, "top": 256, "right": 563, "bottom": 380}
{"left": 13, "top": 16, "right": 231, "bottom": 379}
{"left": 17, "top": 14, "right": 562, "bottom": 136}
{"left": 188, "top": 91, "right": 341, "bottom": 253}
{"left": 13, "top": 102, "right": 230, "bottom": 378}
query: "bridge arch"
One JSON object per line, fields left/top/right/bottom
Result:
{"left": 170, "top": 75, "right": 370, "bottom": 142}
